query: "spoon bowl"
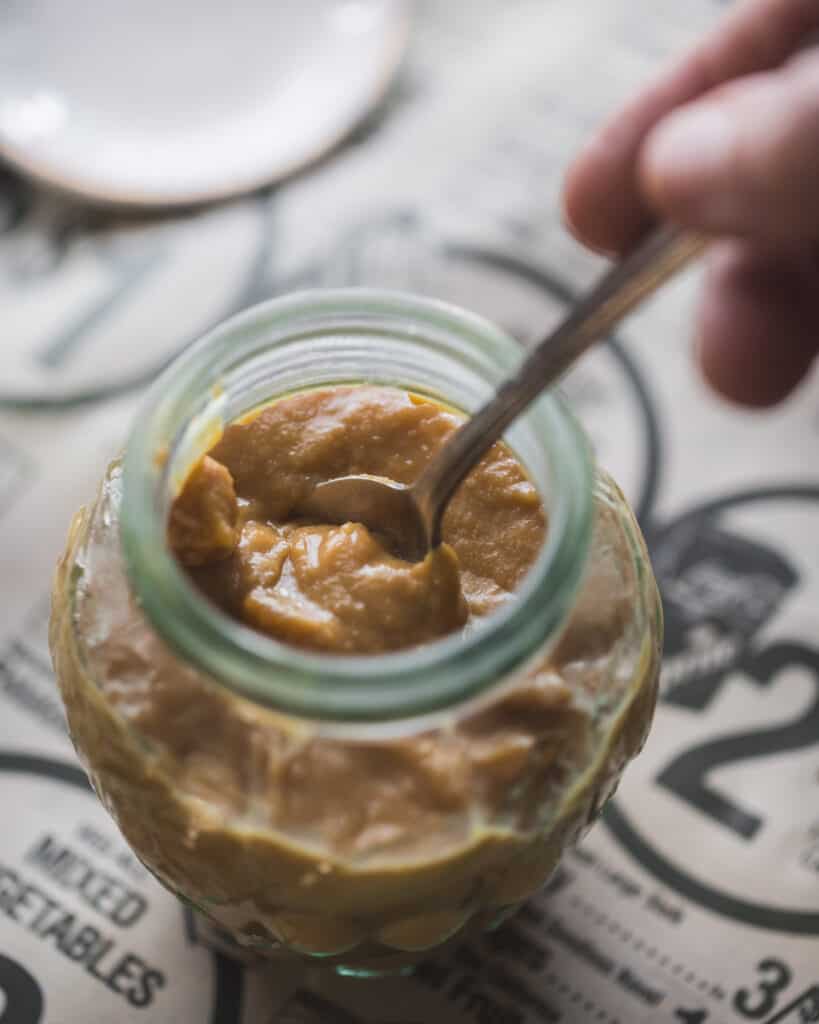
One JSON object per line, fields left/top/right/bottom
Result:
{"left": 300, "top": 474, "right": 430, "bottom": 562}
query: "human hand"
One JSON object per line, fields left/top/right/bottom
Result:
{"left": 562, "top": 0, "right": 819, "bottom": 406}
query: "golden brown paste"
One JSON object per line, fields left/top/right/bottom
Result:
{"left": 170, "top": 386, "right": 547, "bottom": 653}
{"left": 51, "top": 380, "right": 660, "bottom": 969}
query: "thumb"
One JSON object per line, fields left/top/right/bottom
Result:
{"left": 639, "top": 51, "right": 819, "bottom": 245}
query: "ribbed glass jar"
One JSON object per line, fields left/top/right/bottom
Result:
{"left": 49, "top": 290, "right": 662, "bottom": 976}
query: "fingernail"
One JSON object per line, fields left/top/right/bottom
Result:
{"left": 642, "top": 105, "right": 735, "bottom": 209}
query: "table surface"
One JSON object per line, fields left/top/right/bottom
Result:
{"left": 0, "top": 3, "right": 817, "bottom": 1023}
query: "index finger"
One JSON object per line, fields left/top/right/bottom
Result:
{"left": 562, "top": 0, "right": 819, "bottom": 255}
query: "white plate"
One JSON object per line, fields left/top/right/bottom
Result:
{"left": 0, "top": 0, "right": 410, "bottom": 207}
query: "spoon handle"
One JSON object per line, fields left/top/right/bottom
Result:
{"left": 415, "top": 225, "right": 707, "bottom": 545}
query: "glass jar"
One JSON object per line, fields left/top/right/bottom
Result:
{"left": 49, "top": 289, "right": 662, "bottom": 977}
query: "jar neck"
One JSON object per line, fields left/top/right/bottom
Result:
{"left": 120, "top": 289, "right": 593, "bottom": 727}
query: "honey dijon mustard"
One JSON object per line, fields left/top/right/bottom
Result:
{"left": 50, "top": 294, "right": 661, "bottom": 976}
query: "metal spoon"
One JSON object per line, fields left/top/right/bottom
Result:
{"left": 301, "top": 226, "right": 706, "bottom": 561}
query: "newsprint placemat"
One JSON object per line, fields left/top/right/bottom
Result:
{"left": 1, "top": 2, "right": 817, "bottom": 1022}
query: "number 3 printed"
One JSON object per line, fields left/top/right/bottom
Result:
{"left": 733, "top": 958, "right": 793, "bottom": 1020}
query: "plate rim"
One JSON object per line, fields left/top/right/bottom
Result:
{"left": 0, "top": 1, "right": 412, "bottom": 209}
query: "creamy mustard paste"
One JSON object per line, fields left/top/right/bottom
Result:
{"left": 50, "top": 384, "right": 661, "bottom": 969}
{"left": 170, "top": 386, "right": 544, "bottom": 652}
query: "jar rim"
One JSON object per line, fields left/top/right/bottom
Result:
{"left": 120, "top": 288, "right": 593, "bottom": 724}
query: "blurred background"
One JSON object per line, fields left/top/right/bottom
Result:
{"left": 1, "top": 2, "right": 818, "bottom": 1023}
